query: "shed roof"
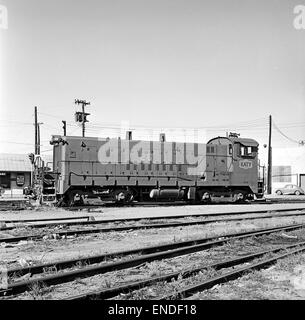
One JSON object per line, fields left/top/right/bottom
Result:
{"left": 0, "top": 154, "right": 53, "bottom": 172}
{"left": 0, "top": 154, "right": 32, "bottom": 172}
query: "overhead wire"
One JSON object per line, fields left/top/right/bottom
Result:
{"left": 272, "top": 120, "right": 302, "bottom": 145}
{"left": 2, "top": 112, "right": 304, "bottom": 150}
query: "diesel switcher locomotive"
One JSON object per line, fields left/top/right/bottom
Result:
{"left": 35, "top": 132, "right": 263, "bottom": 206}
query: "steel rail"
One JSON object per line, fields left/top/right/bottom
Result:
{"left": 67, "top": 241, "right": 305, "bottom": 300}
{"left": 1, "top": 208, "right": 305, "bottom": 233}
{"left": 0, "top": 216, "right": 91, "bottom": 224}
{"left": 2, "top": 223, "right": 304, "bottom": 297}
{"left": 158, "top": 245, "right": 305, "bottom": 300}
{"left": 65, "top": 207, "right": 305, "bottom": 221}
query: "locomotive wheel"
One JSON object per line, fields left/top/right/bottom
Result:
{"left": 197, "top": 190, "right": 211, "bottom": 202}
{"left": 114, "top": 189, "right": 134, "bottom": 204}
{"left": 67, "top": 190, "right": 84, "bottom": 206}
{"left": 233, "top": 191, "right": 246, "bottom": 203}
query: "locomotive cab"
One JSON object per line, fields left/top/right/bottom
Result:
{"left": 232, "top": 138, "right": 260, "bottom": 198}
{"left": 207, "top": 136, "right": 260, "bottom": 200}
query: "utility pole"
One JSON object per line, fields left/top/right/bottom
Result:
{"left": 75, "top": 99, "right": 90, "bottom": 137}
{"left": 34, "top": 106, "right": 43, "bottom": 155}
{"left": 62, "top": 121, "right": 67, "bottom": 136}
{"left": 37, "top": 123, "right": 41, "bottom": 155}
{"left": 267, "top": 114, "right": 272, "bottom": 194}
{"left": 34, "top": 106, "right": 38, "bottom": 155}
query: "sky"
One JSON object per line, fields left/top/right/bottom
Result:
{"left": 1, "top": 0, "right": 305, "bottom": 164}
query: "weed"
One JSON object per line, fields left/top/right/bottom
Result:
{"left": 104, "top": 279, "right": 112, "bottom": 288}
{"left": 75, "top": 259, "right": 89, "bottom": 268}
{"left": 74, "top": 277, "right": 87, "bottom": 285}
{"left": 28, "top": 281, "right": 51, "bottom": 300}
{"left": 43, "top": 265, "right": 57, "bottom": 274}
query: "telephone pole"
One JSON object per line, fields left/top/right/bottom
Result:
{"left": 75, "top": 99, "right": 90, "bottom": 137}
{"left": 37, "top": 123, "right": 41, "bottom": 155}
{"left": 34, "top": 106, "right": 43, "bottom": 155}
{"left": 34, "top": 106, "right": 38, "bottom": 154}
{"left": 267, "top": 115, "right": 272, "bottom": 194}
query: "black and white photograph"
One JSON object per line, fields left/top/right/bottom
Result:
{"left": 1, "top": 0, "right": 305, "bottom": 310}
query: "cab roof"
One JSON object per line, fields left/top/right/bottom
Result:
{"left": 208, "top": 136, "right": 259, "bottom": 147}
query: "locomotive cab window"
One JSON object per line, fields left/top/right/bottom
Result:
{"left": 239, "top": 144, "right": 257, "bottom": 158}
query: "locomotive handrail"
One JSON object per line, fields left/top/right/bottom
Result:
{"left": 67, "top": 169, "right": 233, "bottom": 185}
{"left": 54, "top": 156, "right": 236, "bottom": 171}
{"left": 68, "top": 171, "right": 195, "bottom": 182}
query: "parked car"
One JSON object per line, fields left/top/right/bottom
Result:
{"left": 275, "top": 184, "right": 305, "bottom": 195}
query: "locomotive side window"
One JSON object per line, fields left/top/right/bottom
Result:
{"left": 229, "top": 145, "right": 233, "bottom": 155}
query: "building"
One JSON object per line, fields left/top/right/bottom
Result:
{"left": 271, "top": 147, "right": 305, "bottom": 192}
{"left": 0, "top": 154, "right": 32, "bottom": 197}
{"left": 0, "top": 153, "right": 53, "bottom": 198}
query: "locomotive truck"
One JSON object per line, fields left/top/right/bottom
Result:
{"left": 34, "top": 132, "right": 264, "bottom": 206}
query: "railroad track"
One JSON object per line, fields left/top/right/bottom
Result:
{"left": 2, "top": 222, "right": 305, "bottom": 297}
{"left": 1, "top": 208, "right": 305, "bottom": 232}
{"left": 1, "top": 209, "right": 305, "bottom": 242}
{"left": 159, "top": 244, "right": 305, "bottom": 300}
{"left": 0, "top": 216, "right": 92, "bottom": 224}
{"left": 67, "top": 242, "right": 305, "bottom": 300}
